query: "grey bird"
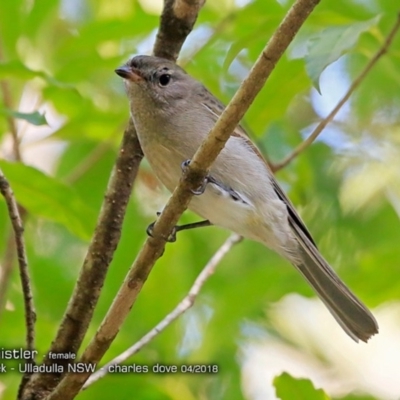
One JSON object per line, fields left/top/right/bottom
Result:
{"left": 115, "top": 55, "right": 378, "bottom": 342}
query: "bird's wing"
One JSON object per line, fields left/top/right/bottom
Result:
{"left": 202, "top": 100, "right": 317, "bottom": 247}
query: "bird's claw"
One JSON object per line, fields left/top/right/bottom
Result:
{"left": 146, "top": 221, "right": 177, "bottom": 242}
{"left": 181, "top": 159, "right": 210, "bottom": 196}
{"left": 181, "top": 159, "right": 191, "bottom": 171}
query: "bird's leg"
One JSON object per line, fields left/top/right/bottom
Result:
{"left": 146, "top": 158, "right": 216, "bottom": 241}
{"left": 175, "top": 219, "right": 212, "bottom": 235}
{"left": 146, "top": 212, "right": 212, "bottom": 242}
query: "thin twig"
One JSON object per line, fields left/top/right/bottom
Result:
{"left": 0, "top": 169, "right": 35, "bottom": 352}
{"left": 272, "top": 13, "right": 400, "bottom": 172}
{"left": 44, "top": 1, "right": 321, "bottom": 399}
{"left": 0, "top": 234, "right": 17, "bottom": 319}
{"left": 84, "top": 233, "right": 242, "bottom": 388}
{"left": 0, "top": 36, "right": 36, "bottom": 399}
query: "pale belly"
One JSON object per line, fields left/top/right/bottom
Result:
{"left": 141, "top": 140, "right": 261, "bottom": 241}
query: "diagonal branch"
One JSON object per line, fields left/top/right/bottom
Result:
{"left": 83, "top": 233, "right": 242, "bottom": 388}
{"left": 45, "top": 1, "right": 321, "bottom": 399}
{"left": 272, "top": 12, "right": 400, "bottom": 172}
{"left": 44, "top": 121, "right": 143, "bottom": 357}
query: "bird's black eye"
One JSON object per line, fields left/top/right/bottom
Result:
{"left": 158, "top": 73, "right": 171, "bottom": 86}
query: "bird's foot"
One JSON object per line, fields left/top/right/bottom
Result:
{"left": 146, "top": 211, "right": 212, "bottom": 242}
{"left": 181, "top": 159, "right": 211, "bottom": 195}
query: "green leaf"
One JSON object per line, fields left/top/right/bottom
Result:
{"left": 0, "top": 60, "right": 69, "bottom": 87}
{"left": 0, "top": 0, "right": 24, "bottom": 59}
{"left": 0, "top": 161, "right": 96, "bottom": 240}
{"left": 305, "top": 15, "right": 380, "bottom": 92}
{"left": 0, "top": 60, "right": 47, "bottom": 80}
{"left": 1, "top": 109, "right": 48, "bottom": 126}
{"left": 274, "top": 373, "right": 330, "bottom": 400}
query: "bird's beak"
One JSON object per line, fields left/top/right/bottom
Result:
{"left": 115, "top": 65, "right": 143, "bottom": 83}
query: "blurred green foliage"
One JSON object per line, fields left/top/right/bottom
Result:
{"left": 0, "top": 0, "right": 399, "bottom": 399}
{"left": 274, "top": 373, "right": 330, "bottom": 400}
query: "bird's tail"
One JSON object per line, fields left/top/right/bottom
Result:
{"left": 290, "top": 221, "right": 378, "bottom": 342}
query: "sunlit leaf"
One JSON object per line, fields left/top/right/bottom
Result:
{"left": 305, "top": 15, "right": 380, "bottom": 92}
{"left": 0, "top": 60, "right": 47, "bottom": 80}
{"left": 0, "top": 60, "right": 69, "bottom": 87}
{"left": 0, "top": 161, "right": 96, "bottom": 240}
{"left": 274, "top": 373, "right": 330, "bottom": 400}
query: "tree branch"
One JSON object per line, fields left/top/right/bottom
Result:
{"left": 83, "top": 233, "right": 241, "bottom": 388}
{"left": 0, "top": 169, "right": 35, "bottom": 352}
{"left": 44, "top": 1, "right": 321, "bottom": 399}
{"left": 0, "top": 170, "right": 35, "bottom": 398}
{"left": 153, "top": 0, "right": 205, "bottom": 61}
{"left": 272, "top": 12, "right": 400, "bottom": 172}
{"left": 49, "top": 120, "right": 143, "bottom": 354}
{"left": 0, "top": 234, "right": 16, "bottom": 317}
